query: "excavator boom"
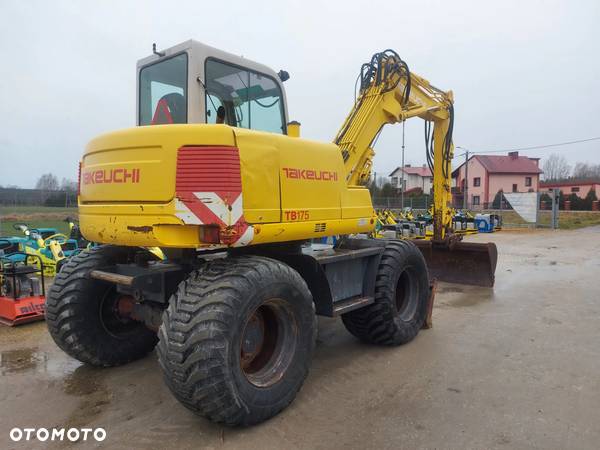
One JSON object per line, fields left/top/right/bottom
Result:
{"left": 335, "top": 50, "right": 497, "bottom": 286}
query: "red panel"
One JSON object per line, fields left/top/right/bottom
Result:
{"left": 0, "top": 295, "right": 45, "bottom": 326}
{"left": 176, "top": 146, "right": 242, "bottom": 193}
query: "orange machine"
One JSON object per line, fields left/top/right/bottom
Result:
{"left": 0, "top": 254, "right": 46, "bottom": 326}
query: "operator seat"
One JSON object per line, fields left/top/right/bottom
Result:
{"left": 151, "top": 92, "right": 186, "bottom": 124}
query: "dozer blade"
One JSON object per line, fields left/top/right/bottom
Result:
{"left": 413, "top": 240, "right": 498, "bottom": 287}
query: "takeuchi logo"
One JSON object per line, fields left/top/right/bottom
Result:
{"left": 82, "top": 168, "right": 140, "bottom": 185}
{"left": 282, "top": 167, "right": 338, "bottom": 181}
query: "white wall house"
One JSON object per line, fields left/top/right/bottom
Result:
{"left": 388, "top": 165, "right": 433, "bottom": 194}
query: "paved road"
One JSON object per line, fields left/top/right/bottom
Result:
{"left": 1, "top": 227, "right": 599, "bottom": 449}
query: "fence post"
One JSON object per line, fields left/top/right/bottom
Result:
{"left": 551, "top": 188, "right": 559, "bottom": 229}
{"left": 535, "top": 191, "right": 540, "bottom": 228}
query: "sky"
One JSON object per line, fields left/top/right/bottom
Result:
{"left": 0, "top": 0, "right": 598, "bottom": 187}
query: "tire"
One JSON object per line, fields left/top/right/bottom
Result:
{"left": 55, "top": 258, "right": 67, "bottom": 274}
{"left": 157, "top": 255, "right": 316, "bottom": 426}
{"left": 46, "top": 246, "right": 158, "bottom": 366}
{"left": 342, "top": 240, "right": 429, "bottom": 345}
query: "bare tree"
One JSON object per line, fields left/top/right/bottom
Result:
{"left": 572, "top": 162, "right": 600, "bottom": 179}
{"left": 60, "top": 177, "right": 78, "bottom": 192}
{"left": 35, "top": 173, "right": 59, "bottom": 191}
{"left": 542, "top": 154, "right": 571, "bottom": 181}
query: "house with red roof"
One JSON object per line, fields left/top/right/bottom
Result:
{"left": 539, "top": 179, "right": 600, "bottom": 199}
{"left": 388, "top": 165, "right": 433, "bottom": 194}
{"left": 452, "top": 151, "right": 543, "bottom": 208}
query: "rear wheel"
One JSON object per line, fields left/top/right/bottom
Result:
{"left": 157, "top": 256, "right": 316, "bottom": 426}
{"left": 46, "top": 246, "right": 158, "bottom": 366}
{"left": 342, "top": 240, "right": 429, "bottom": 345}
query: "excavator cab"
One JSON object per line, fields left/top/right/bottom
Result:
{"left": 138, "top": 40, "right": 289, "bottom": 134}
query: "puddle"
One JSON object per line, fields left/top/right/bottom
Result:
{"left": 1, "top": 344, "right": 112, "bottom": 426}
{"left": 0, "top": 347, "right": 45, "bottom": 374}
{"left": 0, "top": 346, "right": 81, "bottom": 377}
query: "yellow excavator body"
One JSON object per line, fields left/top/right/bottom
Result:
{"left": 79, "top": 124, "right": 375, "bottom": 248}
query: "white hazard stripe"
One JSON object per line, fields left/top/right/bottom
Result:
{"left": 193, "top": 192, "right": 243, "bottom": 226}
{"left": 233, "top": 226, "right": 254, "bottom": 247}
{"left": 175, "top": 198, "right": 203, "bottom": 225}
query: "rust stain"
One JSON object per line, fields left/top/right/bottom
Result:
{"left": 127, "top": 226, "right": 153, "bottom": 233}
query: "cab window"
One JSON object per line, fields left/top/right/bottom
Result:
{"left": 139, "top": 53, "right": 188, "bottom": 125}
{"left": 205, "top": 59, "right": 285, "bottom": 133}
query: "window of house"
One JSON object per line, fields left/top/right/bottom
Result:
{"left": 205, "top": 59, "right": 285, "bottom": 134}
{"left": 525, "top": 176, "right": 532, "bottom": 187}
{"left": 571, "top": 187, "right": 580, "bottom": 193}
{"left": 473, "top": 177, "right": 481, "bottom": 187}
{"left": 512, "top": 184, "right": 518, "bottom": 192}
{"left": 472, "top": 195, "right": 480, "bottom": 206}
{"left": 391, "top": 177, "right": 398, "bottom": 187}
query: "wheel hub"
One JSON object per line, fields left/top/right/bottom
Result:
{"left": 239, "top": 300, "right": 297, "bottom": 388}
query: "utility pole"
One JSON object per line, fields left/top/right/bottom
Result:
{"left": 463, "top": 149, "right": 469, "bottom": 210}
{"left": 456, "top": 146, "right": 470, "bottom": 210}
{"left": 401, "top": 120, "right": 405, "bottom": 209}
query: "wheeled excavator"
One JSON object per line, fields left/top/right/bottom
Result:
{"left": 46, "top": 40, "right": 497, "bottom": 426}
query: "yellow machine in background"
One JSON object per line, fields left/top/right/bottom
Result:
{"left": 47, "top": 41, "right": 497, "bottom": 427}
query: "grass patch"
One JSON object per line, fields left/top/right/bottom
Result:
{"left": 493, "top": 210, "right": 600, "bottom": 230}
{"left": 0, "top": 206, "right": 78, "bottom": 237}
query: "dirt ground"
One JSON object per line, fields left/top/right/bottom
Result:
{"left": 1, "top": 227, "right": 599, "bottom": 449}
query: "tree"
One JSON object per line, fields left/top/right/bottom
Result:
{"left": 567, "top": 193, "right": 584, "bottom": 210}
{"left": 583, "top": 188, "right": 598, "bottom": 210}
{"left": 572, "top": 162, "right": 600, "bottom": 179}
{"left": 60, "top": 178, "right": 78, "bottom": 192}
{"left": 379, "top": 182, "right": 396, "bottom": 197}
{"left": 492, "top": 189, "right": 506, "bottom": 209}
{"left": 542, "top": 154, "right": 571, "bottom": 181}
{"left": 35, "top": 173, "right": 59, "bottom": 191}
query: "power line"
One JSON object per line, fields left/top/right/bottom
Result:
{"left": 457, "top": 136, "right": 600, "bottom": 155}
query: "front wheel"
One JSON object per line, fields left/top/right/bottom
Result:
{"left": 342, "top": 239, "right": 429, "bottom": 345}
{"left": 157, "top": 256, "right": 317, "bottom": 426}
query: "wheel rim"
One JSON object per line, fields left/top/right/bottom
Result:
{"left": 395, "top": 269, "right": 418, "bottom": 321}
{"left": 240, "top": 299, "right": 297, "bottom": 388}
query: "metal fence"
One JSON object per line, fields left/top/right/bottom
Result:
{"left": 372, "top": 196, "right": 432, "bottom": 210}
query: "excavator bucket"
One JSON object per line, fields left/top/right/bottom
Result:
{"left": 413, "top": 240, "right": 498, "bottom": 287}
